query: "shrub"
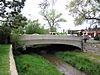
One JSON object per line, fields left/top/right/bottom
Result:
{"left": 94, "top": 36, "right": 100, "bottom": 40}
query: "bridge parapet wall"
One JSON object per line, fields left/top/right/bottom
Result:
{"left": 20, "top": 34, "right": 81, "bottom": 41}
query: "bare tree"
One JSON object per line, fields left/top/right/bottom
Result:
{"left": 39, "top": 0, "right": 66, "bottom": 32}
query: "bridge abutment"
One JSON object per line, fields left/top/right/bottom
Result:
{"left": 82, "top": 40, "right": 100, "bottom": 52}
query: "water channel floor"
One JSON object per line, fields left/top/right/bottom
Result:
{"left": 43, "top": 54, "right": 87, "bottom": 75}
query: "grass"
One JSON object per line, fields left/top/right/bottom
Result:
{"left": 84, "top": 52, "right": 100, "bottom": 63}
{"left": 56, "top": 51, "right": 100, "bottom": 75}
{"left": 15, "top": 53, "right": 62, "bottom": 75}
{"left": 0, "top": 44, "right": 10, "bottom": 75}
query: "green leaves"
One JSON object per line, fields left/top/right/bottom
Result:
{"left": 0, "top": 0, "right": 27, "bottom": 36}
{"left": 67, "top": 0, "right": 100, "bottom": 25}
{"left": 74, "top": 14, "right": 85, "bottom": 25}
{"left": 69, "top": 1, "right": 76, "bottom": 8}
{"left": 25, "top": 20, "right": 49, "bottom": 34}
{"left": 0, "top": 13, "right": 27, "bottom": 44}
{"left": 0, "top": 0, "right": 26, "bottom": 18}
{"left": 7, "top": 14, "right": 27, "bottom": 28}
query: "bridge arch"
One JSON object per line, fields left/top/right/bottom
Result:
{"left": 31, "top": 44, "right": 81, "bottom": 50}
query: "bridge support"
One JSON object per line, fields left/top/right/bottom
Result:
{"left": 80, "top": 36, "right": 84, "bottom": 51}
{"left": 83, "top": 42, "right": 100, "bottom": 52}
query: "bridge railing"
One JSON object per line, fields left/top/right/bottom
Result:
{"left": 20, "top": 34, "right": 82, "bottom": 42}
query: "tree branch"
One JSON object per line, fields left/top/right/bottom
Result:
{"left": 85, "top": 17, "right": 100, "bottom": 21}
{"left": 44, "top": 14, "right": 51, "bottom": 27}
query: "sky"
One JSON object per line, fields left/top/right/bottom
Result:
{"left": 21, "top": 0, "right": 90, "bottom": 32}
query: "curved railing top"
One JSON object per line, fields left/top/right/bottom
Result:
{"left": 20, "top": 34, "right": 82, "bottom": 41}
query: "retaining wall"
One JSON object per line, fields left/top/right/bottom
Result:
{"left": 9, "top": 45, "right": 18, "bottom": 75}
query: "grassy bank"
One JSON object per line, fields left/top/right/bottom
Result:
{"left": 56, "top": 51, "right": 100, "bottom": 75}
{"left": 0, "top": 45, "right": 10, "bottom": 75}
{"left": 15, "top": 53, "right": 62, "bottom": 75}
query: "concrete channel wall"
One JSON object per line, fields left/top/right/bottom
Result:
{"left": 9, "top": 45, "right": 18, "bottom": 75}
{"left": 83, "top": 40, "right": 100, "bottom": 52}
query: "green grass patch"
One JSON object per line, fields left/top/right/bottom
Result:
{"left": 84, "top": 52, "right": 100, "bottom": 62}
{"left": 15, "top": 54, "right": 62, "bottom": 75}
{"left": 0, "top": 44, "right": 10, "bottom": 75}
{"left": 56, "top": 51, "right": 100, "bottom": 75}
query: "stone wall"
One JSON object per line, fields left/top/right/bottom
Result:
{"left": 83, "top": 40, "right": 100, "bottom": 52}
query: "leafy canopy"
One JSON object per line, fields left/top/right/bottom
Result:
{"left": 66, "top": 0, "right": 100, "bottom": 26}
{"left": 0, "top": 0, "right": 26, "bottom": 18}
{"left": 0, "top": 0, "right": 26, "bottom": 44}
{"left": 25, "top": 20, "right": 49, "bottom": 34}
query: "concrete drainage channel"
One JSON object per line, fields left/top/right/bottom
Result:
{"left": 9, "top": 45, "right": 18, "bottom": 75}
{"left": 8, "top": 45, "right": 87, "bottom": 75}
{"left": 42, "top": 54, "right": 87, "bottom": 75}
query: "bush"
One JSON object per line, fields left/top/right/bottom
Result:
{"left": 94, "top": 36, "right": 100, "bottom": 40}
{"left": 25, "top": 20, "right": 49, "bottom": 34}
{"left": 0, "top": 26, "right": 11, "bottom": 44}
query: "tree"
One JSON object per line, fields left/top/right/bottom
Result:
{"left": 0, "top": 0, "right": 26, "bottom": 18}
{"left": 25, "top": 20, "right": 49, "bottom": 34}
{"left": 0, "top": 13, "right": 27, "bottom": 44}
{"left": 0, "top": 0, "right": 26, "bottom": 44}
{"left": 0, "top": 0, "right": 27, "bottom": 30}
{"left": 3, "top": 13, "right": 27, "bottom": 29}
{"left": 39, "top": 0, "right": 66, "bottom": 32}
{"left": 66, "top": 0, "right": 100, "bottom": 26}
{"left": 0, "top": 26, "right": 10, "bottom": 43}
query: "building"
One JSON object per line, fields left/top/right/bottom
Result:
{"left": 82, "top": 27, "right": 100, "bottom": 37}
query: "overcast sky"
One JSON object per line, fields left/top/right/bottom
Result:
{"left": 21, "top": 0, "right": 89, "bottom": 32}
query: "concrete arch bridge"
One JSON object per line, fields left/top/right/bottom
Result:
{"left": 20, "top": 34, "right": 82, "bottom": 50}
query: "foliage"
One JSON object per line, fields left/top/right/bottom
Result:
{"left": 0, "top": 13, "right": 27, "bottom": 44}
{"left": 56, "top": 51, "right": 100, "bottom": 75}
{"left": 11, "top": 27, "right": 24, "bottom": 54}
{"left": 25, "top": 20, "right": 49, "bottom": 34}
{"left": 0, "top": 25, "right": 11, "bottom": 44}
{"left": 0, "top": 0, "right": 26, "bottom": 43}
{"left": 0, "top": 0, "right": 26, "bottom": 19}
{"left": 66, "top": 0, "right": 100, "bottom": 26}
{"left": 11, "top": 27, "right": 24, "bottom": 46}
{"left": 4, "top": 13, "right": 27, "bottom": 28}
{"left": 0, "top": 45, "right": 10, "bottom": 75}
{"left": 94, "top": 36, "right": 100, "bottom": 40}
{"left": 39, "top": 0, "right": 66, "bottom": 32}
{"left": 15, "top": 53, "right": 62, "bottom": 75}
{"left": 0, "top": 27, "right": 4, "bottom": 43}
